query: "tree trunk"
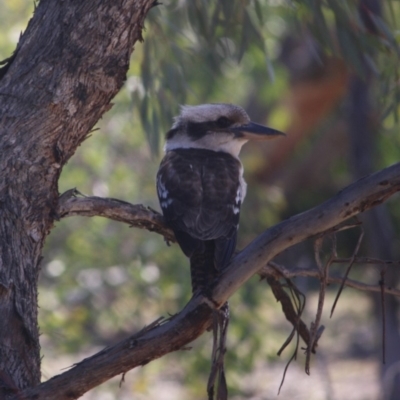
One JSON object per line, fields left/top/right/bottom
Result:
{"left": 0, "top": 0, "right": 154, "bottom": 392}
{"left": 346, "top": 1, "right": 400, "bottom": 398}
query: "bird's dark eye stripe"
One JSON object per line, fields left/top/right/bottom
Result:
{"left": 181, "top": 118, "right": 233, "bottom": 141}
{"left": 166, "top": 127, "right": 179, "bottom": 139}
{"left": 216, "top": 116, "right": 231, "bottom": 128}
{"left": 186, "top": 121, "right": 212, "bottom": 140}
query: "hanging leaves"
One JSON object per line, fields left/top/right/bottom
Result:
{"left": 134, "top": 0, "right": 400, "bottom": 153}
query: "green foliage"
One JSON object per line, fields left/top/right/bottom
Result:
{"left": 135, "top": 0, "right": 400, "bottom": 152}
{"left": 132, "top": 0, "right": 292, "bottom": 153}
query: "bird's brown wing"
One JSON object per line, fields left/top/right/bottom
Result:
{"left": 157, "top": 148, "right": 242, "bottom": 269}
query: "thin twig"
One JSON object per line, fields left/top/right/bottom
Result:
{"left": 380, "top": 267, "right": 387, "bottom": 364}
{"left": 316, "top": 219, "right": 362, "bottom": 236}
{"left": 306, "top": 235, "right": 334, "bottom": 374}
{"left": 265, "top": 276, "right": 306, "bottom": 392}
{"left": 266, "top": 277, "right": 308, "bottom": 354}
{"left": 269, "top": 278, "right": 305, "bottom": 394}
{"left": 261, "top": 262, "right": 400, "bottom": 298}
{"left": 278, "top": 340, "right": 298, "bottom": 395}
{"left": 332, "top": 257, "right": 400, "bottom": 266}
{"left": 331, "top": 229, "right": 365, "bottom": 317}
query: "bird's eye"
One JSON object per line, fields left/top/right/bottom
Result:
{"left": 216, "top": 116, "right": 231, "bottom": 128}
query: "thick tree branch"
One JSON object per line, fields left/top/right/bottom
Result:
{"left": 18, "top": 297, "right": 214, "bottom": 400}
{"left": 213, "top": 162, "right": 400, "bottom": 303}
{"left": 57, "top": 189, "right": 175, "bottom": 242}
{"left": 58, "top": 163, "right": 400, "bottom": 300}
{"left": 25, "top": 161, "right": 400, "bottom": 400}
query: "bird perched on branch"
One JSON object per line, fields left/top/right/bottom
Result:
{"left": 157, "top": 103, "right": 284, "bottom": 293}
{"left": 156, "top": 103, "right": 284, "bottom": 399}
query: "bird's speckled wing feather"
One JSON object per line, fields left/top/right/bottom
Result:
{"left": 157, "top": 148, "right": 242, "bottom": 269}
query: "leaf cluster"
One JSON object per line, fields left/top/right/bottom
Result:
{"left": 134, "top": 0, "right": 400, "bottom": 152}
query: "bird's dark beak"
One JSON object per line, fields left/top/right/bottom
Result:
{"left": 230, "top": 122, "right": 286, "bottom": 141}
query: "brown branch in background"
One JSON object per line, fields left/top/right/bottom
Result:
{"left": 261, "top": 262, "right": 400, "bottom": 298}
{"left": 305, "top": 235, "right": 335, "bottom": 374}
{"left": 380, "top": 267, "right": 387, "bottom": 364}
{"left": 330, "top": 229, "right": 365, "bottom": 317}
{"left": 265, "top": 277, "right": 309, "bottom": 350}
{"left": 265, "top": 276, "right": 307, "bottom": 394}
{"left": 278, "top": 336, "right": 298, "bottom": 396}
{"left": 332, "top": 257, "right": 400, "bottom": 266}
{"left": 214, "top": 162, "right": 400, "bottom": 304}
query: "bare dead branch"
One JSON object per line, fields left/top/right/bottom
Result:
{"left": 332, "top": 257, "right": 400, "bottom": 265}
{"left": 380, "top": 267, "right": 387, "bottom": 364}
{"left": 331, "top": 229, "right": 364, "bottom": 317}
{"left": 214, "top": 162, "right": 400, "bottom": 304}
{"left": 305, "top": 236, "right": 333, "bottom": 374}
{"left": 262, "top": 262, "right": 400, "bottom": 298}
{"left": 265, "top": 277, "right": 309, "bottom": 350}
{"left": 17, "top": 296, "right": 214, "bottom": 400}
{"left": 278, "top": 340, "right": 298, "bottom": 395}
{"left": 265, "top": 276, "right": 306, "bottom": 393}
{"left": 57, "top": 188, "right": 175, "bottom": 243}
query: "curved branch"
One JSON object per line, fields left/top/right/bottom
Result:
{"left": 57, "top": 189, "right": 175, "bottom": 242}
{"left": 18, "top": 297, "right": 214, "bottom": 400}
{"left": 29, "top": 162, "right": 400, "bottom": 400}
{"left": 214, "top": 162, "right": 400, "bottom": 303}
{"left": 57, "top": 187, "right": 400, "bottom": 294}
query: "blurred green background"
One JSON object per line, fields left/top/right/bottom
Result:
{"left": 1, "top": 0, "right": 400, "bottom": 399}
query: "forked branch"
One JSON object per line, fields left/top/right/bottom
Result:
{"left": 29, "top": 161, "right": 400, "bottom": 400}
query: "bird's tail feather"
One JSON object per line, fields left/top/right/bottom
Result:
{"left": 190, "top": 240, "right": 217, "bottom": 294}
{"left": 190, "top": 241, "right": 229, "bottom": 400}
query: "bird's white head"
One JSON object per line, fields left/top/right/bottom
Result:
{"left": 164, "top": 103, "right": 284, "bottom": 158}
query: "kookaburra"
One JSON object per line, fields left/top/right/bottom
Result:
{"left": 157, "top": 103, "right": 284, "bottom": 295}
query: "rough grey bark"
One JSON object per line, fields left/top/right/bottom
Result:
{"left": 0, "top": 0, "right": 155, "bottom": 393}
